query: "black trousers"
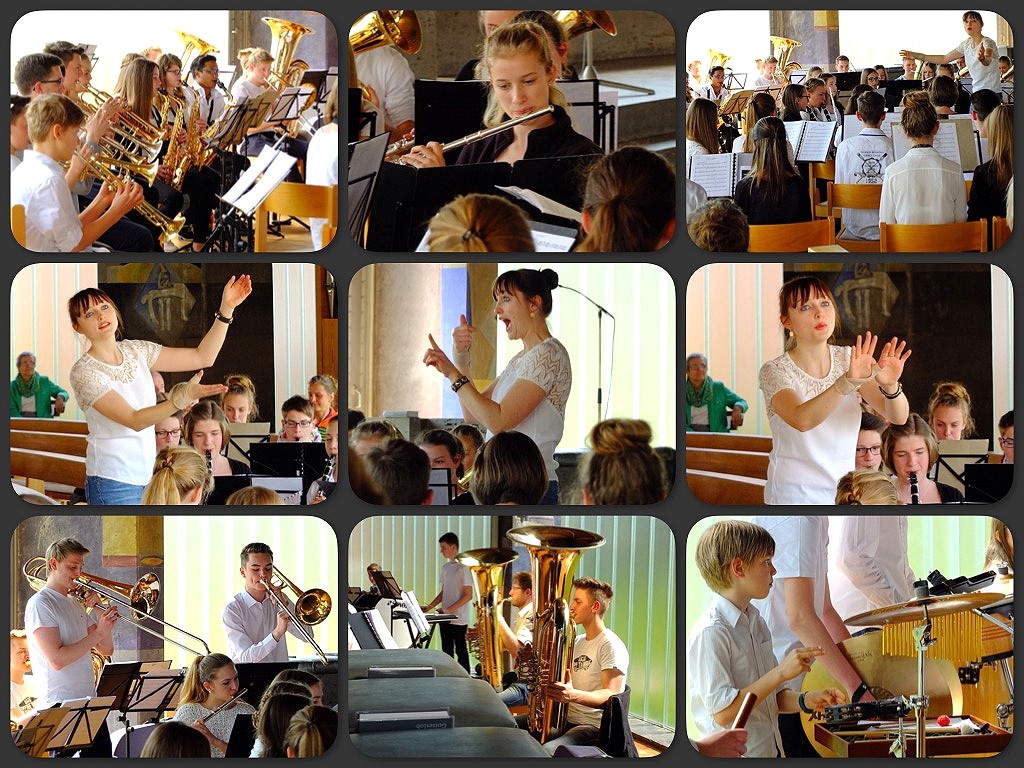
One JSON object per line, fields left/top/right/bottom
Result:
{"left": 779, "top": 712, "right": 821, "bottom": 757}
{"left": 244, "top": 132, "right": 308, "bottom": 182}
{"left": 439, "top": 622, "right": 470, "bottom": 672}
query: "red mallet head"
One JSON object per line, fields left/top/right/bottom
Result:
{"left": 937, "top": 715, "right": 951, "bottom": 727}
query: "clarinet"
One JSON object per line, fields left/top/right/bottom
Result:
{"left": 205, "top": 450, "right": 214, "bottom": 476}
{"left": 322, "top": 455, "right": 336, "bottom": 483}
{"left": 909, "top": 471, "right": 920, "bottom": 504}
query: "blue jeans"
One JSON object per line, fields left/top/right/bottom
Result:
{"left": 540, "top": 480, "right": 559, "bottom": 505}
{"left": 85, "top": 476, "right": 146, "bottom": 505}
{"left": 499, "top": 682, "right": 529, "bottom": 708}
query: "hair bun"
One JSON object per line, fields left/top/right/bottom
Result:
{"left": 541, "top": 268, "right": 559, "bottom": 290}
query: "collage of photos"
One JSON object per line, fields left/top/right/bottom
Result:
{"left": 682, "top": 8, "right": 1016, "bottom": 761}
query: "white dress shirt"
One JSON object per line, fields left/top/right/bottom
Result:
{"left": 195, "top": 85, "right": 226, "bottom": 126}
{"left": 687, "top": 593, "right": 784, "bottom": 757}
{"left": 222, "top": 589, "right": 308, "bottom": 663}
{"left": 11, "top": 150, "right": 83, "bottom": 252}
{"left": 878, "top": 145, "right": 967, "bottom": 224}
{"left": 697, "top": 82, "right": 730, "bottom": 107}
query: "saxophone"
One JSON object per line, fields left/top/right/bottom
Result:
{"left": 506, "top": 525, "right": 606, "bottom": 743}
{"left": 455, "top": 548, "right": 517, "bottom": 690}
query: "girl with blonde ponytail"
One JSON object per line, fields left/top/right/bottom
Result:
{"left": 173, "top": 653, "right": 255, "bottom": 757}
{"left": 141, "top": 445, "right": 213, "bottom": 504}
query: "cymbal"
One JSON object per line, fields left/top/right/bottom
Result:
{"left": 846, "top": 593, "right": 1005, "bottom": 627}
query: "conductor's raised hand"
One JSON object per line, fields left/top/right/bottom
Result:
{"left": 168, "top": 370, "right": 229, "bottom": 410}
{"left": 423, "top": 334, "right": 457, "bottom": 379}
{"left": 452, "top": 313, "right": 477, "bottom": 353}
{"left": 846, "top": 332, "right": 879, "bottom": 380}
{"left": 875, "top": 336, "right": 912, "bottom": 388}
{"left": 221, "top": 274, "right": 253, "bottom": 311}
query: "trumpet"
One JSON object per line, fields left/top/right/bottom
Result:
{"left": 76, "top": 153, "right": 185, "bottom": 245}
{"left": 23, "top": 556, "right": 210, "bottom": 658}
{"left": 386, "top": 105, "right": 555, "bottom": 162}
{"left": 80, "top": 83, "right": 166, "bottom": 150}
{"left": 259, "top": 578, "right": 329, "bottom": 665}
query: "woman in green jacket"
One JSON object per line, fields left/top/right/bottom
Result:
{"left": 685, "top": 352, "right": 747, "bottom": 432}
{"left": 10, "top": 352, "right": 68, "bottom": 418}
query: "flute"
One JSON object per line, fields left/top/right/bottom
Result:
{"left": 202, "top": 688, "right": 249, "bottom": 722}
{"left": 387, "top": 105, "right": 556, "bottom": 162}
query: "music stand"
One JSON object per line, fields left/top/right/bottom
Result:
{"left": 14, "top": 707, "right": 68, "bottom": 757}
{"left": 963, "top": 463, "right": 1013, "bottom": 503}
{"left": 118, "top": 667, "right": 183, "bottom": 757}
{"left": 719, "top": 90, "right": 754, "bottom": 120}
{"left": 248, "top": 441, "right": 328, "bottom": 501}
{"left": 348, "top": 87, "right": 364, "bottom": 143}
{"left": 226, "top": 421, "right": 272, "bottom": 465}
{"left": 371, "top": 570, "right": 404, "bottom": 600}
{"left": 414, "top": 79, "right": 489, "bottom": 148}
{"left": 46, "top": 696, "right": 115, "bottom": 756}
{"left": 884, "top": 79, "right": 924, "bottom": 111}
{"left": 301, "top": 68, "right": 329, "bottom": 123}
{"left": 235, "top": 662, "right": 297, "bottom": 709}
{"left": 225, "top": 713, "right": 256, "bottom": 757}
{"left": 934, "top": 438, "right": 990, "bottom": 492}
{"left": 348, "top": 132, "right": 389, "bottom": 248}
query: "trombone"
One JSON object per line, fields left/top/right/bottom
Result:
{"left": 259, "top": 569, "right": 330, "bottom": 665}
{"left": 23, "top": 556, "right": 210, "bottom": 658}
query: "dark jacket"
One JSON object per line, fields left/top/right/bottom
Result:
{"left": 455, "top": 105, "right": 602, "bottom": 165}
{"left": 734, "top": 174, "right": 813, "bottom": 225}
{"left": 967, "top": 160, "right": 1008, "bottom": 222}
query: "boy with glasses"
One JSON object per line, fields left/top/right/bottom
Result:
{"left": 189, "top": 54, "right": 226, "bottom": 130}
{"left": 698, "top": 65, "right": 730, "bottom": 107}
{"left": 13, "top": 53, "right": 65, "bottom": 98}
{"left": 278, "top": 395, "right": 322, "bottom": 442}
{"left": 997, "top": 410, "right": 1013, "bottom": 464}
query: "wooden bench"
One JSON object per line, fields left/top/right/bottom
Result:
{"left": 10, "top": 417, "right": 89, "bottom": 434}
{"left": 685, "top": 432, "right": 772, "bottom": 453}
{"left": 686, "top": 447, "right": 769, "bottom": 480}
{"left": 687, "top": 469, "right": 766, "bottom": 506}
{"left": 11, "top": 430, "right": 88, "bottom": 457}
{"left": 11, "top": 449, "right": 87, "bottom": 494}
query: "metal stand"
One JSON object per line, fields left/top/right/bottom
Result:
{"left": 579, "top": 34, "right": 655, "bottom": 96}
{"left": 911, "top": 615, "right": 935, "bottom": 757}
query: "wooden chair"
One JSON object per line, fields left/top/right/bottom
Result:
{"left": 12, "top": 204, "right": 26, "bottom": 248}
{"left": 748, "top": 217, "right": 835, "bottom": 252}
{"left": 826, "top": 182, "right": 883, "bottom": 252}
{"left": 808, "top": 159, "right": 836, "bottom": 220}
{"left": 879, "top": 220, "right": 988, "bottom": 252}
{"left": 965, "top": 179, "right": 972, "bottom": 198}
{"left": 991, "top": 216, "right": 1011, "bottom": 250}
{"left": 253, "top": 182, "right": 338, "bottom": 252}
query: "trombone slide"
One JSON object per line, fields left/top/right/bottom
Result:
{"left": 260, "top": 579, "right": 329, "bottom": 664}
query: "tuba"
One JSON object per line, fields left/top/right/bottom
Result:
{"left": 456, "top": 548, "right": 518, "bottom": 690}
{"left": 769, "top": 35, "right": 802, "bottom": 84}
{"left": 553, "top": 10, "right": 618, "bottom": 40}
{"left": 349, "top": 10, "right": 422, "bottom": 56}
{"left": 176, "top": 30, "right": 218, "bottom": 78}
{"left": 264, "top": 15, "right": 315, "bottom": 89}
{"left": 506, "top": 525, "right": 605, "bottom": 743}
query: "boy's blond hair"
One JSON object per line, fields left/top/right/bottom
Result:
{"left": 695, "top": 520, "right": 775, "bottom": 593}
{"left": 26, "top": 93, "right": 86, "bottom": 145}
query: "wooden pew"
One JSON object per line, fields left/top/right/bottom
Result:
{"left": 11, "top": 449, "right": 87, "bottom": 494}
{"left": 687, "top": 469, "right": 766, "bottom": 506}
{"left": 686, "top": 447, "right": 769, "bottom": 480}
{"left": 10, "top": 417, "right": 89, "bottom": 434}
{"left": 11, "top": 430, "right": 88, "bottom": 457}
{"left": 685, "top": 432, "right": 772, "bottom": 453}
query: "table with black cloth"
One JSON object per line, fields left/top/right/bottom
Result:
{"left": 351, "top": 726, "right": 551, "bottom": 758}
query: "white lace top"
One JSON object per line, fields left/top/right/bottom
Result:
{"left": 488, "top": 337, "right": 571, "bottom": 476}
{"left": 69, "top": 339, "right": 162, "bottom": 485}
{"left": 758, "top": 345, "right": 861, "bottom": 504}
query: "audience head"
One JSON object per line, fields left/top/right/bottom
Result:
{"left": 156, "top": 53, "right": 184, "bottom": 88}
{"left": 970, "top": 88, "right": 1002, "bottom": 131}
{"left": 14, "top": 53, "right": 65, "bottom": 97}
{"left": 900, "top": 91, "right": 939, "bottom": 140}
{"left": 151, "top": 370, "right": 165, "bottom": 394}
{"left": 874, "top": 65, "right": 889, "bottom": 81}
{"left": 856, "top": 90, "right": 886, "bottom": 127}
{"left": 183, "top": 399, "right": 231, "bottom": 456}
{"left": 11, "top": 94, "right": 32, "bottom": 152}
{"left": 348, "top": 409, "right": 367, "bottom": 433}
{"left": 139, "top": 721, "right": 210, "bottom": 758}
{"left": 307, "top": 374, "right": 338, "bottom": 423}
{"left": 451, "top": 423, "right": 484, "bottom": 474}
{"left": 181, "top": 652, "right": 236, "bottom": 706}
{"left": 226, "top": 486, "right": 283, "bottom": 505}
{"left": 804, "top": 77, "right": 826, "bottom": 107}
{"left": 10, "top": 629, "right": 29, "bottom": 676}
{"left": 983, "top": 104, "right": 1013, "bottom": 193}
{"left": 285, "top": 705, "right": 338, "bottom": 758}
{"left": 41, "top": 42, "right": 84, "bottom": 95}
{"left": 835, "top": 54, "right": 850, "bottom": 72}
{"left": 936, "top": 63, "right": 956, "bottom": 79}
{"left": 686, "top": 97, "right": 720, "bottom": 155}
{"left": 685, "top": 353, "right": 708, "bottom": 388}
{"left": 472, "top": 431, "right": 548, "bottom": 504}
{"left": 922, "top": 61, "right": 937, "bottom": 81}
{"left": 848, "top": 83, "right": 873, "bottom": 107}
{"left": 836, "top": 469, "right": 900, "bottom": 505}
{"left": 577, "top": 147, "right": 676, "bottom": 252}
{"left": 480, "top": 9, "right": 520, "bottom": 38}
{"left": 270, "top": 668, "right": 323, "bottom": 706}
{"left": 25, "top": 94, "right": 86, "bottom": 158}
{"left": 579, "top": 418, "right": 666, "bottom": 504}
{"left": 926, "top": 381, "right": 975, "bottom": 439}
{"left": 364, "top": 438, "right": 431, "bottom": 504}
{"left": 998, "top": 409, "right": 1014, "bottom": 464}
{"left": 481, "top": 21, "right": 566, "bottom": 128}
{"left": 68, "top": 287, "right": 125, "bottom": 340}
{"left": 749, "top": 116, "right": 799, "bottom": 205}
{"left": 882, "top": 413, "right": 940, "bottom": 482}
{"left": 350, "top": 419, "right": 403, "bottom": 456}
{"left": 807, "top": 66, "right": 823, "bottom": 79}
{"left": 695, "top": 519, "right": 775, "bottom": 594}
{"left": 118, "top": 57, "right": 159, "bottom": 117}
{"left": 763, "top": 55, "right": 778, "bottom": 78}
{"left": 512, "top": 10, "right": 569, "bottom": 77}
{"left": 255, "top": 692, "right": 312, "bottom": 757}
{"left": 998, "top": 55, "right": 1013, "bottom": 76}
{"left": 428, "top": 193, "right": 535, "bottom": 252}
{"left": 154, "top": 394, "right": 183, "bottom": 451}
{"left": 778, "top": 275, "right": 840, "bottom": 350}
{"left": 280, "top": 395, "right": 314, "bottom": 442}
{"left": 142, "top": 445, "right": 213, "bottom": 505}
{"left": 222, "top": 373, "right": 259, "bottom": 423}
{"left": 929, "top": 75, "right": 958, "bottom": 110}
{"left": 686, "top": 198, "right": 749, "bottom": 251}
{"left": 856, "top": 411, "right": 887, "bottom": 471}
{"left": 349, "top": 446, "right": 385, "bottom": 504}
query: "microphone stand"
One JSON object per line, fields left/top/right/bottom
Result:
{"left": 558, "top": 283, "right": 615, "bottom": 424}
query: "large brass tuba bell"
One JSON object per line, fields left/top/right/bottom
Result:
{"left": 263, "top": 16, "right": 316, "bottom": 89}
{"left": 708, "top": 48, "right": 732, "bottom": 73}
{"left": 349, "top": 10, "right": 422, "bottom": 56}
{"left": 769, "top": 35, "right": 802, "bottom": 83}
{"left": 553, "top": 10, "right": 618, "bottom": 40}
{"left": 506, "top": 526, "right": 605, "bottom": 743}
{"left": 456, "top": 548, "right": 518, "bottom": 691}
{"left": 176, "top": 30, "right": 218, "bottom": 75}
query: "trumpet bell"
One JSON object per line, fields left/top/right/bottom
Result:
{"left": 553, "top": 10, "right": 618, "bottom": 40}
{"left": 349, "top": 10, "right": 422, "bottom": 55}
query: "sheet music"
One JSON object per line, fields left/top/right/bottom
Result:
{"left": 233, "top": 154, "right": 298, "bottom": 214}
{"left": 735, "top": 152, "right": 754, "bottom": 183}
{"left": 222, "top": 146, "right": 278, "bottom": 204}
{"left": 784, "top": 120, "right": 804, "bottom": 154}
{"left": 890, "top": 123, "right": 961, "bottom": 167}
{"left": 687, "top": 153, "right": 737, "bottom": 198}
{"left": 495, "top": 185, "right": 582, "bottom": 222}
{"left": 794, "top": 121, "right": 837, "bottom": 162}
{"left": 839, "top": 114, "right": 862, "bottom": 144}
{"left": 978, "top": 134, "right": 989, "bottom": 164}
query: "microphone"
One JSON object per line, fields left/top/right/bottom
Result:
{"left": 557, "top": 282, "right": 615, "bottom": 319}
{"left": 556, "top": 282, "right": 615, "bottom": 421}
